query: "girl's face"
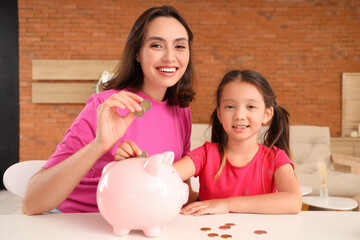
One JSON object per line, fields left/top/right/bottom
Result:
{"left": 137, "top": 16, "right": 190, "bottom": 99}
{"left": 217, "top": 80, "right": 273, "bottom": 144}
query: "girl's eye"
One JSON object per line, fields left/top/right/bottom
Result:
{"left": 248, "top": 105, "right": 256, "bottom": 109}
{"left": 225, "top": 105, "right": 234, "bottom": 109}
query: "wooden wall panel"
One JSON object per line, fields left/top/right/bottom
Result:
{"left": 32, "top": 59, "right": 118, "bottom": 80}
{"left": 342, "top": 73, "right": 360, "bottom": 137}
{"left": 32, "top": 83, "right": 96, "bottom": 103}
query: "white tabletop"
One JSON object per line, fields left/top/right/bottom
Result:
{"left": 300, "top": 185, "right": 312, "bottom": 195}
{"left": 0, "top": 211, "right": 359, "bottom": 240}
{"left": 302, "top": 196, "right": 358, "bottom": 211}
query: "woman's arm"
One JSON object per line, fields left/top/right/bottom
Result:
{"left": 181, "top": 164, "right": 302, "bottom": 215}
{"left": 24, "top": 91, "right": 143, "bottom": 215}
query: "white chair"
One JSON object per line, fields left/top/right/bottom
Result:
{"left": 3, "top": 160, "right": 46, "bottom": 199}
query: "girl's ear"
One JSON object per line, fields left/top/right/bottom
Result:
{"left": 217, "top": 107, "right": 221, "bottom": 123}
{"left": 262, "top": 107, "right": 273, "bottom": 125}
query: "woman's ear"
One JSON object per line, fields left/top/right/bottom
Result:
{"left": 262, "top": 107, "right": 273, "bottom": 125}
{"left": 135, "top": 54, "right": 140, "bottom": 62}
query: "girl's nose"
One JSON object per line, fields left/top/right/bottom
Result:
{"left": 234, "top": 108, "right": 246, "bottom": 120}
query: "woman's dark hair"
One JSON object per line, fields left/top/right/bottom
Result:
{"left": 210, "top": 70, "right": 291, "bottom": 180}
{"left": 102, "top": 5, "right": 195, "bottom": 107}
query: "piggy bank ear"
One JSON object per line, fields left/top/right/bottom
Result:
{"left": 162, "top": 151, "right": 175, "bottom": 165}
{"left": 143, "top": 155, "right": 162, "bottom": 177}
{"left": 102, "top": 161, "right": 116, "bottom": 175}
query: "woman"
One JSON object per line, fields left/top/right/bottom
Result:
{"left": 24, "top": 5, "right": 196, "bottom": 215}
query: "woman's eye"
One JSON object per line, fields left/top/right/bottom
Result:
{"left": 176, "top": 44, "right": 186, "bottom": 49}
{"left": 248, "top": 105, "right": 256, "bottom": 109}
{"left": 150, "top": 43, "right": 162, "bottom": 48}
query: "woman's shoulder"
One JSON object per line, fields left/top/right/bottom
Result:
{"left": 85, "top": 89, "right": 120, "bottom": 105}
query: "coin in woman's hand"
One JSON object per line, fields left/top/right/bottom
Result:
{"left": 134, "top": 99, "right": 151, "bottom": 117}
{"left": 134, "top": 108, "right": 144, "bottom": 117}
{"left": 140, "top": 99, "right": 152, "bottom": 111}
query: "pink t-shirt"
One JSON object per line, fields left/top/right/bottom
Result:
{"left": 43, "top": 89, "right": 192, "bottom": 213}
{"left": 187, "top": 142, "right": 294, "bottom": 201}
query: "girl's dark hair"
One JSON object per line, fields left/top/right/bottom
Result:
{"left": 210, "top": 70, "right": 291, "bottom": 180}
{"left": 102, "top": 5, "right": 195, "bottom": 107}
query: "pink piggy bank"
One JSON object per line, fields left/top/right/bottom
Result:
{"left": 97, "top": 151, "right": 189, "bottom": 238}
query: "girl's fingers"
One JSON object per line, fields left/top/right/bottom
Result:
{"left": 115, "top": 141, "right": 142, "bottom": 161}
{"left": 126, "top": 141, "right": 142, "bottom": 156}
{"left": 182, "top": 202, "right": 206, "bottom": 215}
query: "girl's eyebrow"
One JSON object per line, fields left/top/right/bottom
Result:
{"left": 222, "top": 98, "right": 261, "bottom": 103}
{"left": 145, "top": 36, "right": 188, "bottom": 43}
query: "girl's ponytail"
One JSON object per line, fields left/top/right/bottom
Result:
{"left": 263, "top": 103, "right": 291, "bottom": 158}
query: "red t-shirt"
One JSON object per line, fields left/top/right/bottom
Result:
{"left": 187, "top": 142, "right": 294, "bottom": 200}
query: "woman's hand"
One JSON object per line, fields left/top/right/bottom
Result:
{"left": 180, "top": 199, "right": 230, "bottom": 216}
{"left": 115, "top": 140, "right": 142, "bottom": 161}
{"left": 95, "top": 91, "right": 143, "bottom": 151}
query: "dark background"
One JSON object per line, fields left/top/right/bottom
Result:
{"left": 0, "top": 1, "right": 19, "bottom": 189}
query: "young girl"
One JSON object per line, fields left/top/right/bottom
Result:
{"left": 174, "top": 70, "right": 302, "bottom": 215}
{"left": 24, "top": 5, "right": 196, "bottom": 215}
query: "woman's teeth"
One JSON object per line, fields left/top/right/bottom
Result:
{"left": 158, "top": 67, "right": 176, "bottom": 73}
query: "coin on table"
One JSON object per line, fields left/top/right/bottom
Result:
{"left": 138, "top": 150, "right": 148, "bottom": 158}
{"left": 134, "top": 108, "right": 145, "bottom": 117}
{"left": 140, "top": 99, "right": 152, "bottom": 111}
{"left": 221, "top": 234, "right": 232, "bottom": 239}
{"left": 207, "top": 233, "right": 219, "bottom": 237}
{"left": 200, "top": 227, "right": 212, "bottom": 231}
{"left": 219, "top": 225, "right": 231, "bottom": 230}
{"left": 224, "top": 223, "right": 235, "bottom": 227}
{"left": 254, "top": 230, "right": 267, "bottom": 235}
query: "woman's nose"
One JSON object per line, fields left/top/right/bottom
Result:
{"left": 163, "top": 48, "right": 176, "bottom": 62}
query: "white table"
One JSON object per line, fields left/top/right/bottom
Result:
{"left": 0, "top": 211, "right": 359, "bottom": 240}
{"left": 302, "top": 196, "right": 358, "bottom": 211}
{"left": 300, "top": 185, "right": 312, "bottom": 195}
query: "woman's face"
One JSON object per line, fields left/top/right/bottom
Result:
{"left": 137, "top": 16, "right": 190, "bottom": 99}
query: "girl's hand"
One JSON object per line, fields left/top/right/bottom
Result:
{"left": 115, "top": 140, "right": 142, "bottom": 161}
{"left": 180, "top": 199, "right": 230, "bottom": 216}
{"left": 95, "top": 91, "right": 143, "bottom": 151}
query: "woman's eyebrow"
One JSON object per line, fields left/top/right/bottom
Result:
{"left": 145, "top": 36, "right": 188, "bottom": 43}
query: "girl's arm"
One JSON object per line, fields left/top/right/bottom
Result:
{"left": 181, "top": 163, "right": 302, "bottom": 215}
{"left": 24, "top": 91, "right": 143, "bottom": 215}
{"left": 173, "top": 156, "right": 198, "bottom": 205}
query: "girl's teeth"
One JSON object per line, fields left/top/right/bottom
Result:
{"left": 234, "top": 126, "right": 247, "bottom": 129}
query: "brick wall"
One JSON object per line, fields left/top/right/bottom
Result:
{"left": 18, "top": 0, "right": 360, "bottom": 161}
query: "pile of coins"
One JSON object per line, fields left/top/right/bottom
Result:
{"left": 200, "top": 223, "right": 236, "bottom": 238}
{"left": 200, "top": 223, "right": 267, "bottom": 238}
{"left": 134, "top": 99, "right": 151, "bottom": 117}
